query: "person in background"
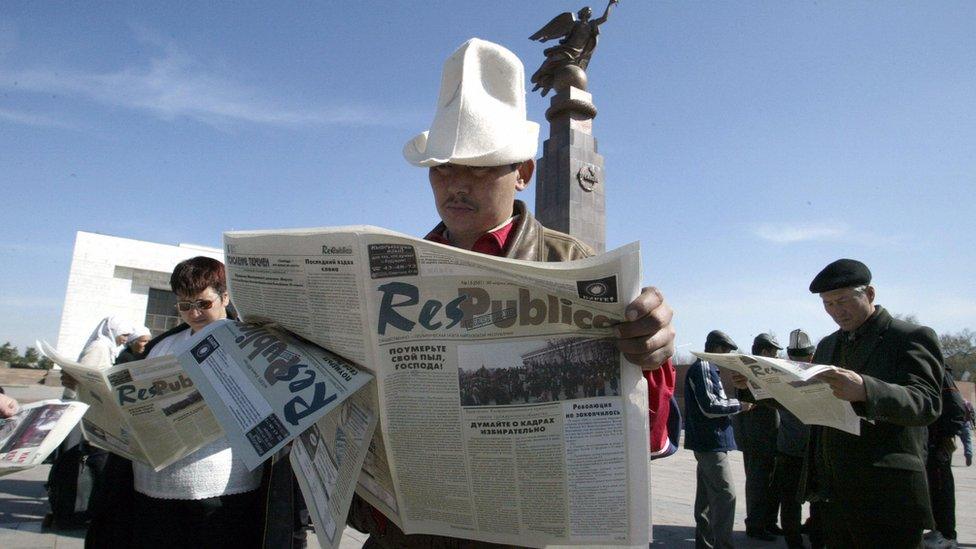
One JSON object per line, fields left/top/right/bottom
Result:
{"left": 777, "top": 329, "right": 821, "bottom": 549}
{"left": 77, "top": 316, "right": 135, "bottom": 369}
{"left": 86, "top": 257, "right": 283, "bottom": 549}
{"left": 115, "top": 326, "right": 151, "bottom": 364}
{"left": 737, "top": 333, "right": 782, "bottom": 541}
{"left": 960, "top": 399, "right": 974, "bottom": 467}
{"left": 685, "top": 330, "right": 741, "bottom": 549}
{"left": 923, "top": 365, "right": 967, "bottom": 549}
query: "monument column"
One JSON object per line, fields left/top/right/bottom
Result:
{"left": 528, "top": 0, "right": 617, "bottom": 253}
{"left": 534, "top": 87, "right": 605, "bottom": 253}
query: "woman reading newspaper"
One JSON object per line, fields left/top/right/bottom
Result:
{"left": 87, "top": 257, "right": 283, "bottom": 548}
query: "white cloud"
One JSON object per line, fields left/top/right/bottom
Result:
{"left": 0, "top": 34, "right": 396, "bottom": 128}
{"left": 750, "top": 222, "right": 849, "bottom": 243}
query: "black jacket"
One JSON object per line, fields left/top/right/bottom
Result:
{"left": 803, "top": 306, "right": 942, "bottom": 529}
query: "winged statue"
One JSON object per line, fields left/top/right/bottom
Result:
{"left": 529, "top": 0, "right": 618, "bottom": 97}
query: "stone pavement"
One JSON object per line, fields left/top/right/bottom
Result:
{"left": 2, "top": 445, "right": 972, "bottom": 548}
{"left": 1, "top": 377, "right": 973, "bottom": 547}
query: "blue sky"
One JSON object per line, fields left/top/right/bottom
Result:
{"left": 1, "top": 1, "right": 974, "bottom": 358}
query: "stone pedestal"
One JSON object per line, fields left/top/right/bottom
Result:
{"left": 534, "top": 87, "right": 605, "bottom": 253}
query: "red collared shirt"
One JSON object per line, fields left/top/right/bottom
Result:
{"left": 425, "top": 217, "right": 517, "bottom": 256}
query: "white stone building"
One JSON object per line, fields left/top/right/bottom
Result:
{"left": 56, "top": 231, "right": 223, "bottom": 359}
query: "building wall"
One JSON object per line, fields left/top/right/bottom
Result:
{"left": 56, "top": 231, "right": 222, "bottom": 359}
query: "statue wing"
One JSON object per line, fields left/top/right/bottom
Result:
{"left": 529, "top": 12, "right": 576, "bottom": 42}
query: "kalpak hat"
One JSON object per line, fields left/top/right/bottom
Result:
{"left": 403, "top": 38, "right": 540, "bottom": 167}
{"left": 809, "top": 258, "right": 872, "bottom": 293}
{"left": 787, "top": 329, "right": 815, "bottom": 357}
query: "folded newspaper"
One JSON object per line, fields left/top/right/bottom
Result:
{"left": 0, "top": 399, "right": 88, "bottom": 475}
{"left": 693, "top": 351, "right": 861, "bottom": 435}
{"left": 222, "top": 225, "right": 652, "bottom": 548}
{"left": 38, "top": 341, "right": 224, "bottom": 471}
{"left": 175, "top": 319, "right": 374, "bottom": 472}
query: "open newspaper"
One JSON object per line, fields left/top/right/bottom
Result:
{"left": 0, "top": 399, "right": 88, "bottom": 475}
{"left": 290, "top": 380, "right": 378, "bottom": 549}
{"left": 174, "top": 319, "right": 374, "bottom": 472}
{"left": 693, "top": 351, "right": 861, "bottom": 435}
{"left": 223, "top": 225, "right": 651, "bottom": 547}
{"left": 38, "top": 341, "right": 223, "bottom": 470}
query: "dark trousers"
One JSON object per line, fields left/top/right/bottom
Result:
{"left": 774, "top": 453, "right": 803, "bottom": 545}
{"left": 743, "top": 447, "right": 778, "bottom": 531}
{"left": 824, "top": 501, "right": 922, "bottom": 549}
{"left": 926, "top": 456, "right": 956, "bottom": 540}
{"left": 132, "top": 490, "right": 263, "bottom": 549}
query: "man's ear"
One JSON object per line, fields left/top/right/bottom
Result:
{"left": 515, "top": 159, "right": 535, "bottom": 191}
{"left": 865, "top": 285, "right": 876, "bottom": 304}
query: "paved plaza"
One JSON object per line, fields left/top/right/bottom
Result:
{"left": 1, "top": 381, "right": 973, "bottom": 547}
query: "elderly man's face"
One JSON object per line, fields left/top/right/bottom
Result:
{"left": 820, "top": 286, "right": 875, "bottom": 332}
{"left": 756, "top": 346, "right": 778, "bottom": 358}
{"left": 429, "top": 161, "right": 533, "bottom": 248}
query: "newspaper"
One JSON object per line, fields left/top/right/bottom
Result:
{"left": 0, "top": 399, "right": 88, "bottom": 475}
{"left": 693, "top": 351, "right": 861, "bottom": 435}
{"left": 223, "top": 225, "right": 651, "bottom": 547}
{"left": 38, "top": 341, "right": 224, "bottom": 470}
{"left": 290, "top": 381, "right": 378, "bottom": 549}
{"left": 175, "top": 319, "right": 374, "bottom": 471}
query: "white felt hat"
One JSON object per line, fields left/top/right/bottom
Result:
{"left": 403, "top": 38, "right": 540, "bottom": 167}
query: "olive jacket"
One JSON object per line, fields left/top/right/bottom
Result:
{"left": 804, "top": 306, "right": 943, "bottom": 529}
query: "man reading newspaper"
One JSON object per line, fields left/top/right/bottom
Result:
{"left": 346, "top": 37, "right": 676, "bottom": 547}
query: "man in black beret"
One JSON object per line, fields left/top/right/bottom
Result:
{"left": 805, "top": 258, "right": 943, "bottom": 547}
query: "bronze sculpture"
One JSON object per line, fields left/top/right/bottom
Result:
{"left": 529, "top": 0, "right": 618, "bottom": 97}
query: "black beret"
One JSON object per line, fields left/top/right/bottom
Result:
{"left": 753, "top": 333, "right": 782, "bottom": 350}
{"left": 809, "top": 258, "right": 872, "bottom": 293}
{"left": 705, "top": 330, "right": 738, "bottom": 351}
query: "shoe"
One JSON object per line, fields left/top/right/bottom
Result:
{"left": 767, "top": 524, "right": 784, "bottom": 536}
{"left": 785, "top": 535, "right": 806, "bottom": 548}
{"left": 924, "top": 531, "right": 958, "bottom": 549}
{"left": 746, "top": 528, "right": 776, "bottom": 541}
{"left": 966, "top": 455, "right": 972, "bottom": 466}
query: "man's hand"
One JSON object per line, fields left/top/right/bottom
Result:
{"left": 730, "top": 372, "right": 750, "bottom": 390}
{"left": 814, "top": 368, "right": 867, "bottom": 402}
{"left": 0, "top": 394, "right": 19, "bottom": 418}
{"left": 613, "top": 286, "right": 674, "bottom": 371}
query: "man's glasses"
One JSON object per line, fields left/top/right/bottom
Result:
{"left": 175, "top": 298, "right": 217, "bottom": 312}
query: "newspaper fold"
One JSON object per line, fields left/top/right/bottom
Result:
{"left": 693, "top": 351, "right": 861, "bottom": 435}
{"left": 37, "top": 341, "right": 224, "bottom": 470}
{"left": 0, "top": 399, "right": 88, "bottom": 475}
{"left": 176, "top": 319, "right": 374, "bottom": 471}
{"left": 223, "top": 225, "right": 651, "bottom": 548}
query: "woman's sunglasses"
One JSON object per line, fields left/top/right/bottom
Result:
{"left": 175, "top": 298, "right": 217, "bottom": 312}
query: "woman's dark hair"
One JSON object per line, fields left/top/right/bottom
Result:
{"left": 170, "top": 256, "right": 226, "bottom": 297}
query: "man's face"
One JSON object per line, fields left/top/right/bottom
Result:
{"left": 429, "top": 161, "right": 532, "bottom": 247}
{"left": 757, "top": 346, "right": 778, "bottom": 358}
{"left": 820, "top": 286, "right": 875, "bottom": 332}
{"left": 713, "top": 344, "right": 734, "bottom": 355}
{"left": 788, "top": 353, "right": 813, "bottom": 364}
